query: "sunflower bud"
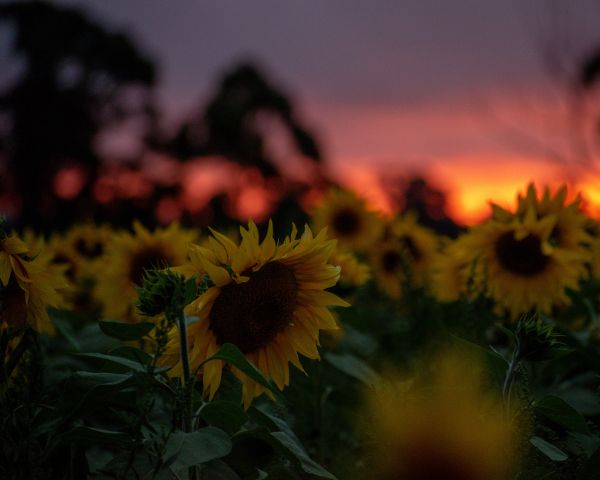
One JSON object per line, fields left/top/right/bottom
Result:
{"left": 136, "top": 269, "right": 200, "bottom": 319}
{"left": 515, "top": 316, "right": 566, "bottom": 362}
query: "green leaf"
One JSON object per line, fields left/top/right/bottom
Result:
{"left": 199, "top": 401, "right": 247, "bottom": 434}
{"left": 61, "top": 372, "right": 137, "bottom": 421}
{"left": 497, "top": 324, "right": 516, "bottom": 341}
{"left": 109, "top": 345, "right": 153, "bottom": 365}
{"left": 99, "top": 320, "right": 155, "bottom": 341}
{"left": 534, "top": 395, "right": 590, "bottom": 434}
{"left": 58, "top": 426, "right": 131, "bottom": 447}
{"left": 50, "top": 311, "right": 81, "bottom": 351}
{"left": 270, "top": 431, "right": 336, "bottom": 479}
{"left": 213, "top": 370, "right": 243, "bottom": 404}
{"left": 248, "top": 406, "right": 336, "bottom": 480}
{"left": 324, "top": 352, "right": 379, "bottom": 385}
{"left": 248, "top": 405, "right": 290, "bottom": 432}
{"left": 164, "top": 427, "right": 232, "bottom": 470}
{"left": 201, "top": 343, "right": 283, "bottom": 402}
{"left": 530, "top": 436, "right": 568, "bottom": 462}
{"left": 558, "top": 387, "right": 600, "bottom": 416}
{"left": 74, "top": 352, "right": 149, "bottom": 373}
{"left": 73, "top": 371, "right": 134, "bottom": 388}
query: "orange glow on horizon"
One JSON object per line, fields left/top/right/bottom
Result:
{"left": 428, "top": 155, "right": 567, "bottom": 224}
{"left": 578, "top": 175, "right": 600, "bottom": 220}
{"left": 333, "top": 154, "right": 600, "bottom": 225}
{"left": 309, "top": 91, "right": 600, "bottom": 225}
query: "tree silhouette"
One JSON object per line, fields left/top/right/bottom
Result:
{"left": 381, "top": 175, "right": 461, "bottom": 237}
{"left": 160, "top": 63, "right": 324, "bottom": 179}
{"left": 0, "top": 1, "right": 156, "bottom": 230}
{"left": 0, "top": 3, "right": 328, "bottom": 230}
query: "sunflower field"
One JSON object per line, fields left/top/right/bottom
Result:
{"left": 3, "top": 183, "right": 600, "bottom": 480}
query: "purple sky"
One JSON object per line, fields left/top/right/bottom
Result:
{"left": 50, "top": 1, "right": 598, "bottom": 106}
{"left": 39, "top": 1, "right": 600, "bottom": 219}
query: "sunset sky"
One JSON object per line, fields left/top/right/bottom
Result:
{"left": 52, "top": 0, "right": 600, "bottom": 223}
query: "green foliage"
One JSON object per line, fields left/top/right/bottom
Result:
{"left": 98, "top": 320, "right": 156, "bottom": 341}
{"left": 163, "top": 428, "right": 232, "bottom": 470}
{"left": 530, "top": 436, "right": 569, "bottom": 462}
{"left": 3, "top": 254, "right": 600, "bottom": 479}
{"left": 534, "top": 395, "right": 590, "bottom": 434}
{"left": 136, "top": 269, "right": 200, "bottom": 319}
{"left": 202, "top": 343, "right": 285, "bottom": 403}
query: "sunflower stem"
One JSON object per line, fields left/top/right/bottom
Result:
{"left": 176, "top": 310, "right": 196, "bottom": 480}
{"left": 502, "top": 341, "right": 521, "bottom": 414}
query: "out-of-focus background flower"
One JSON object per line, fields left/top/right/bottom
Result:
{"left": 2, "top": 0, "right": 600, "bottom": 232}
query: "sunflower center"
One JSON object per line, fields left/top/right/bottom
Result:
{"left": 52, "top": 252, "right": 77, "bottom": 281}
{"left": 0, "top": 278, "right": 27, "bottom": 329}
{"left": 331, "top": 208, "right": 361, "bottom": 236}
{"left": 400, "top": 235, "right": 421, "bottom": 261}
{"left": 209, "top": 261, "right": 298, "bottom": 354}
{"left": 382, "top": 250, "right": 402, "bottom": 274}
{"left": 495, "top": 231, "right": 549, "bottom": 276}
{"left": 129, "top": 247, "right": 171, "bottom": 285}
{"left": 550, "top": 225, "right": 562, "bottom": 246}
{"left": 74, "top": 238, "right": 104, "bottom": 258}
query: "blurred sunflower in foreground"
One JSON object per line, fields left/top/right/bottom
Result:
{"left": 312, "top": 188, "right": 383, "bottom": 252}
{"left": 362, "top": 349, "right": 521, "bottom": 480}
{"left": 162, "top": 221, "right": 348, "bottom": 408}
{"left": 95, "top": 222, "right": 196, "bottom": 321}
{"left": 0, "top": 229, "right": 67, "bottom": 335}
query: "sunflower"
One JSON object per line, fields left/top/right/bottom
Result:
{"left": 23, "top": 229, "right": 100, "bottom": 313}
{"left": 64, "top": 223, "right": 113, "bottom": 273}
{"left": 1, "top": 232, "right": 68, "bottom": 335}
{"left": 362, "top": 348, "right": 521, "bottom": 480}
{"left": 467, "top": 206, "right": 586, "bottom": 319}
{"left": 367, "top": 215, "right": 438, "bottom": 299}
{"left": 368, "top": 240, "right": 406, "bottom": 299}
{"left": 312, "top": 189, "right": 383, "bottom": 252}
{"left": 162, "top": 221, "right": 348, "bottom": 408}
{"left": 43, "top": 233, "right": 83, "bottom": 284}
{"left": 330, "top": 248, "right": 370, "bottom": 287}
{"left": 388, "top": 213, "right": 438, "bottom": 288}
{"left": 495, "top": 184, "right": 591, "bottom": 265}
{"left": 95, "top": 222, "right": 197, "bottom": 321}
{"left": 430, "top": 235, "right": 482, "bottom": 303}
